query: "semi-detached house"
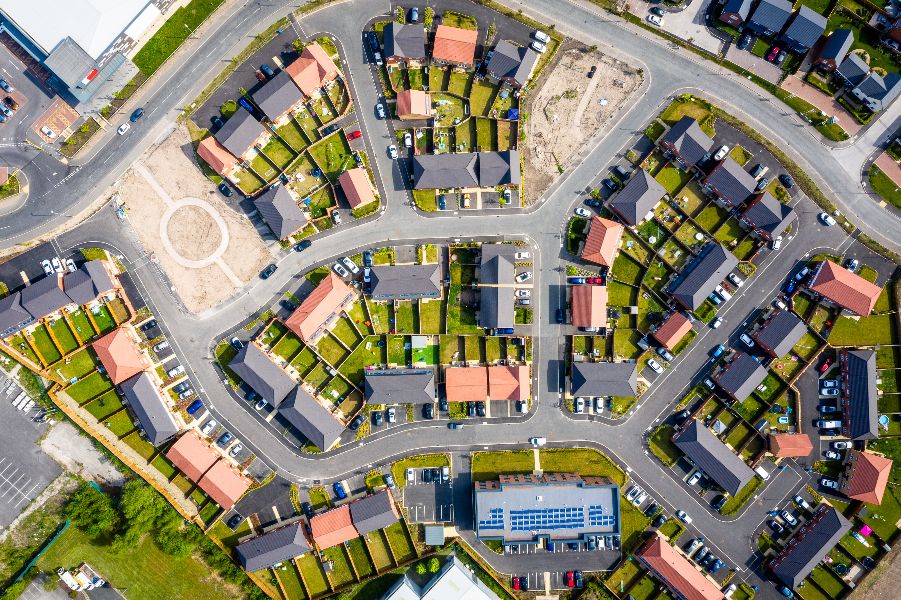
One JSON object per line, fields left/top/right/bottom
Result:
{"left": 285, "top": 272, "right": 355, "bottom": 343}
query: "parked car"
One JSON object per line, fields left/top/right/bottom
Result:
{"left": 116, "top": 123, "right": 130, "bottom": 135}
{"left": 406, "top": 468, "right": 415, "bottom": 484}
{"left": 409, "top": 6, "right": 419, "bottom": 22}
{"left": 773, "top": 235, "right": 783, "bottom": 250}
{"left": 770, "top": 520, "right": 785, "bottom": 534}
{"left": 675, "top": 510, "right": 692, "bottom": 524}
{"left": 333, "top": 481, "right": 347, "bottom": 499}
{"left": 387, "top": 407, "right": 396, "bottom": 423}
{"left": 515, "top": 271, "right": 533, "bottom": 283}
{"left": 755, "top": 177, "right": 769, "bottom": 192}
{"left": 216, "top": 431, "right": 232, "bottom": 446}
{"left": 534, "top": 30, "right": 551, "bottom": 43}
{"left": 167, "top": 365, "right": 185, "bottom": 378}
{"left": 530, "top": 40, "right": 547, "bottom": 53}
{"left": 476, "top": 401, "right": 486, "bottom": 417}
{"left": 341, "top": 256, "right": 359, "bottom": 274}
{"left": 821, "top": 477, "right": 838, "bottom": 489}
{"left": 832, "top": 441, "right": 851, "bottom": 450}
{"left": 372, "top": 410, "right": 383, "bottom": 426}
{"left": 779, "top": 173, "right": 795, "bottom": 188}
{"left": 715, "top": 285, "right": 732, "bottom": 302}
{"left": 775, "top": 50, "right": 787, "bottom": 65}
{"left": 515, "top": 289, "right": 531, "bottom": 298}
{"left": 793, "top": 495, "right": 811, "bottom": 511}
{"left": 376, "top": 103, "right": 386, "bottom": 118}
{"left": 711, "top": 316, "right": 723, "bottom": 329}
{"left": 260, "top": 63, "right": 275, "bottom": 78}
{"left": 657, "top": 347, "right": 674, "bottom": 362}
{"left": 650, "top": 6, "right": 665, "bottom": 16}
{"left": 0, "top": 79, "right": 13, "bottom": 93}
{"left": 178, "top": 389, "right": 195, "bottom": 401}
{"left": 819, "top": 212, "right": 836, "bottom": 226}
{"left": 403, "top": 131, "right": 412, "bottom": 148}
{"left": 687, "top": 471, "right": 702, "bottom": 486}
{"left": 818, "top": 419, "right": 841, "bottom": 429}
{"left": 714, "top": 145, "right": 729, "bottom": 161}
{"left": 739, "top": 333, "right": 754, "bottom": 347}
{"left": 602, "top": 178, "right": 619, "bottom": 191}
{"left": 40, "top": 125, "right": 57, "bottom": 139}
{"left": 574, "top": 397, "right": 585, "bottom": 414}
{"left": 646, "top": 13, "right": 663, "bottom": 26}
{"left": 820, "top": 387, "right": 839, "bottom": 397}
{"left": 423, "top": 403, "right": 434, "bottom": 419}
{"left": 750, "top": 163, "right": 766, "bottom": 179}
{"left": 647, "top": 359, "right": 664, "bottom": 374}
{"left": 388, "top": 144, "right": 398, "bottom": 159}
{"left": 229, "top": 443, "right": 244, "bottom": 457}
{"left": 712, "top": 344, "right": 727, "bottom": 359}
{"left": 574, "top": 207, "right": 591, "bottom": 218}
{"left": 737, "top": 33, "right": 753, "bottom": 50}
{"left": 347, "top": 130, "right": 362, "bottom": 141}
{"left": 819, "top": 355, "right": 834, "bottom": 372}
{"left": 727, "top": 273, "right": 744, "bottom": 288}
{"left": 333, "top": 263, "right": 349, "bottom": 277}
{"left": 514, "top": 251, "right": 530, "bottom": 260}
{"left": 845, "top": 258, "right": 859, "bottom": 271}
{"left": 530, "top": 436, "right": 547, "bottom": 447}
{"left": 767, "top": 46, "right": 781, "bottom": 62}
{"left": 348, "top": 414, "right": 365, "bottom": 431}
{"left": 294, "top": 240, "right": 311, "bottom": 252}
{"left": 780, "top": 510, "right": 798, "bottom": 526}
{"left": 711, "top": 495, "right": 727, "bottom": 512}
{"left": 777, "top": 585, "right": 795, "bottom": 598}
{"left": 818, "top": 404, "right": 838, "bottom": 413}
{"left": 201, "top": 420, "right": 217, "bottom": 435}
{"left": 437, "top": 194, "right": 447, "bottom": 210}
{"left": 260, "top": 264, "right": 277, "bottom": 279}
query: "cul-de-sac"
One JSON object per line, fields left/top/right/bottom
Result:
{"left": 0, "top": 1, "right": 899, "bottom": 599}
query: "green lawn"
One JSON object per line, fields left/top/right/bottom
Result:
{"left": 132, "top": 0, "right": 226, "bottom": 75}
{"left": 366, "top": 531, "right": 395, "bottom": 571}
{"left": 323, "top": 545, "right": 356, "bottom": 587}
{"left": 649, "top": 425, "right": 681, "bottom": 466}
{"left": 714, "top": 218, "right": 746, "bottom": 245}
{"left": 394, "top": 301, "right": 415, "bottom": 334}
{"left": 442, "top": 10, "right": 478, "bottom": 29}
{"left": 65, "top": 371, "right": 114, "bottom": 404}
{"left": 655, "top": 166, "right": 691, "bottom": 195}
{"left": 332, "top": 316, "right": 362, "bottom": 348}
{"left": 56, "top": 348, "right": 98, "bottom": 381}
{"left": 347, "top": 537, "right": 374, "bottom": 579}
{"left": 608, "top": 281, "right": 637, "bottom": 307}
{"left": 472, "top": 450, "right": 534, "bottom": 481}
{"left": 297, "top": 553, "right": 330, "bottom": 597}
{"left": 275, "top": 118, "right": 309, "bottom": 152}
{"left": 412, "top": 189, "right": 437, "bottom": 211}
{"left": 387, "top": 335, "right": 406, "bottom": 365}
{"left": 272, "top": 331, "right": 303, "bottom": 362}
{"left": 445, "top": 287, "right": 480, "bottom": 334}
{"left": 538, "top": 448, "right": 626, "bottom": 486}
{"left": 729, "top": 144, "right": 752, "bottom": 166}
{"left": 85, "top": 390, "right": 125, "bottom": 421}
{"left": 660, "top": 96, "right": 714, "bottom": 136}
{"left": 613, "top": 329, "right": 643, "bottom": 359}
{"left": 105, "top": 410, "right": 136, "bottom": 437}
{"left": 384, "top": 521, "right": 416, "bottom": 562}
{"left": 50, "top": 319, "right": 80, "bottom": 354}
{"left": 305, "top": 362, "right": 332, "bottom": 389}
{"left": 826, "top": 12, "right": 899, "bottom": 74}
{"left": 869, "top": 164, "right": 901, "bottom": 210}
{"left": 720, "top": 476, "right": 763, "bottom": 516}
{"left": 658, "top": 519, "right": 686, "bottom": 542}
{"left": 695, "top": 204, "right": 729, "bottom": 233}
{"left": 276, "top": 563, "right": 306, "bottom": 600}
{"left": 68, "top": 309, "right": 97, "bottom": 343}
{"left": 316, "top": 334, "right": 351, "bottom": 366}
{"left": 338, "top": 337, "right": 384, "bottom": 385}
{"left": 308, "top": 131, "right": 354, "bottom": 182}
{"left": 30, "top": 324, "right": 61, "bottom": 364}
{"left": 829, "top": 313, "right": 894, "bottom": 346}
{"left": 261, "top": 137, "right": 297, "bottom": 170}
{"left": 418, "top": 300, "right": 442, "bottom": 334}
{"left": 470, "top": 79, "right": 498, "bottom": 117}
{"left": 611, "top": 253, "right": 645, "bottom": 286}
{"left": 91, "top": 305, "right": 117, "bottom": 334}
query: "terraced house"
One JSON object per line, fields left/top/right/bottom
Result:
{"left": 368, "top": 264, "right": 441, "bottom": 300}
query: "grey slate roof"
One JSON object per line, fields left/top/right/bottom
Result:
{"left": 349, "top": 490, "right": 399, "bottom": 536}
{"left": 843, "top": 349, "right": 878, "bottom": 440}
{"left": 44, "top": 37, "right": 96, "bottom": 88}
{"left": 236, "top": 521, "right": 312, "bottom": 571}
{"left": 278, "top": 386, "right": 344, "bottom": 451}
{"left": 229, "top": 344, "right": 296, "bottom": 406}
{"left": 671, "top": 243, "right": 739, "bottom": 311}
{"left": 674, "top": 420, "right": 755, "bottom": 496}
{"left": 752, "top": 310, "right": 807, "bottom": 358}
{"left": 714, "top": 351, "right": 768, "bottom": 402}
{"left": 571, "top": 362, "right": 638, "bottom": 397}
{"left": 424, "top": 525, "right": 445, "bottom": 546}
{"left": 486, "top": 40, "right": 539, "bottom": 86}
{"left": 721, "top": 0, "right": 753, "bottom": 19}
{"left": 478, "top": 150, "right": 520, "bottom": 187}
{"left": 818, "top": 28, "right": 853, "bottom": 62}
{"left": 384, "top": 22, "right": 426, "bottom": 59}
{"left": 608, "top": 170, "right": 666, "bottom": 225}
{"left": 704, "top": 157, "right": 758, "bottom": 207}
{"left": 479, "top": 245, "right": 515, "bottom": 329}
{"left": 741, "top": 192, "right": 796, "bottom": 239}
{"left": 214, "top": 109, "right": 266, "bottom": 158}
{"left": 255, "top": 185, "right": 307, "bottom": 240}
{"left": 748, "top": 0, "right": 793, "bottom": 33}
{"left": 64, "top": 260, "right": 114, "bottom": 306}
{"left": 364, "top": 369, "right": 436, "bottom": 404}
{"left": 772, "top": 505, "right": 850, "bottom": 589}
{"left": 0, "top": 293, "right": 33, "bottom": 336}
{"left": 660, "top": 117, "right": 714, "bottom": 167}
{"left": 412, "top": 153, "right": 478, "bottom": 189}
{"left": 252, "top": 70, "right": 302, "bottom": 121}
{"left": 369, "top": 265, "right": 441, "bottom": 300}
{"left": 782, "top": 6, "right": 827, "bottom": 49}
{"left": 854, "top": 72, "right": 901, "bottom": 111}
{"left": 119, "top": 372, "right": 179, "bottom": 446}
{"left": 20, "top": 275, "right": 70, "bottom": 320}
{"left": 835, "top": 53, "right": 869, "bottom": 87}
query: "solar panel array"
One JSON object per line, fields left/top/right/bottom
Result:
{"left": 588, "top": 505, "right": 616, "bottom": 527}
{"left": 478, "top": 507, "right": 505, "bottom": 530}
{"left": 511, "top": 507, "right": 584, "bottom": 531}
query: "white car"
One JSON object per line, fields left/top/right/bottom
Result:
{"left": 727, "top": 273, "right": 744, "bottom": 287}
{"left": 333, "top": 263, "right": 349, "bottom": 277}
{"left": 403, "top": 132, "right": 412, "bottom": 148}
{"left": 515, "top": 289, "right": 531, "bottom": 298}
{"left": 773, "top": 235, "right": 783, "bottom": 250}
{"left": 574, "top": 207, "right": 591, "bottom": 218}
{"left": 714, "top": 285, "right": 731, "bottom": 301}
{"left": 406, "top": 468, "right": 415, "bottom": 483}
{"left": 376, "top": 103, "right": 386, "bottom": 118}
{"left": 634, "top": 491, "right": 648, "bottom": 505}
{"left": 341, "top": 257, "right": 360, "bottom": 274}
{"left": 824, "top": 450, "right": 841, "bottom": 460}
{"left": 780, "top": 510, "right": 798, "bottom": 526}
{"left": 530, "top": 437, "right": 546, "bottom": 447}
{"left": 229, "top": 443, "right": 243, "bottom": 457}
{"left": 647, "top": 13, "right": 663, "bottom": 26}
{"left": 739, "top": 333, "right": 754, "bottom": 347}
{"left": 819, "top": 212, "right": 836, "bottom": 226}
{"left": 65, "top": 258, "right": 76, "bottom": 272}
{"left": 51, "top": 257, "right": 64, "bottom": 273}
{"left": 515, "top": 271, "right": 533, "bottom": 283}
{"left": 687, "top": 471, "right": 702, "bottom": 485}
{"left": 387, "top": 407, "right": 396, "bottom": 423}
{"left": 388, "top": 144, "right": 398, "bottom": 159}
{"left": 821, "top": 379, "right": 839, "bottom": 388}
{"left": 530, "top": 40, "right": 547, "bottom": 53}
{"left": 774, "top": 298, "right": 788, "bottom": 311}
{"left": 40, "top": 259, "right": 54, "bottom": 276}
{"left": 675, "top": 510, "right": 692, "bottom": 524}
{"left": 534, "top": 30, "right": 551, "bottom": 43}
{"left": 514, "top": 251, "right": 530, "bottom": 260}
{"left": 714, "top": 145, "right": 729, "bottom": 161}
{"left": 831, "top": 441, "right": 851, "bottom": 450}
{"left": 574, "top": 397, "right": 585, "bottom": 414}
{"left": 201, "top": 420, "right": 217, "bottom": 436}
{"left": 647, "top": 358, "right": 664, "bottom": 374}
{"left": 711, "top": 317, "right": 723, "bottom": 329}
{"left": 792, "top": 495, "right": 811, "bottom": 511}
{"left": 117, "top": 123, "right": 130, "bottom": 135}
{"left": 40, "top": 126, "right": 57, "bottom": 139}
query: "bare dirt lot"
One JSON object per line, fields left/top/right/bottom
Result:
{"left": 524, "top": 42, "right": 642, "bottom": 203}
{"left": 117, "top": 125, "right": 270, "bottom": 314}
{"left": 852, "top": 543, "right": 901, "bottom": 600}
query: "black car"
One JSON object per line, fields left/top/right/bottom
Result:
{"left": 372, "top": 410, "right": 383, "bottom": 426}
{"left": 363, "top": 250, "right": 373, "bottom": 267}
{"left": 260, "top": 264, "right": 277, "bottom": 279}
{"left": 737, "top": 33, "right": 753, "bottom": 50}
{"left": 211, "top": 115, "right": 224, "bottom": 129}
{"left": 367, "top": 31, "right": 379, "bottom": 51}
{"left": 476, "top": 401, "right": 486, "bottom": 417}
{"left": 439, "top": 398, "right": 449, "bottom": 412}
{"left": 644, "top": 503, "right": 659, "bottom": 517}
{"left": 217, "top": 432, "right": 233, "bottom": 447}
{"left": 422, "top": 403, "right": 434, "bottom": 419}
{"left": 349, "top": 414, "right": 365, "bottom": 431}
{"left": 422, "top": 468, "right": 432, "bottom": 482}
{"left": 467, "top": 401, "right": 476, "bottom": 417}
{"left": 652, "top": 513, "right": 666, "bottom": 528}
{"left": 588, "top": 65, "right": 597, "bottom": 78}
{"left": 750, "top": 163, "right": 765, "bottom": 178}
{"left": 295, "top": 240, "right": 311, "bottom": 252}
{"left": 602, "top": 178, "right": 619, "bottom": 192}
{"left": 226, "top": 513, "right": 244, "bottom": 529}
{"left": 322, "top": 124, "right": 339, "bottom": 135}
{"left": 584, "top": 198, "right": 602, "bottom": 208}
{"left": 711, "top": 495, "right": 727, "bottom": 512}
{"left": 218, "top": 182, "right": 233, "bottom": 197}
{"left": 779, "top": 173, "right": 795, "bottom": 188}
{"left": 650, "top": 6, "right": 665, "bottom": 16}
{"left": 556, "top": 308, "right": 565, "bottom": 323}
{"left": 130, "top": 107, "right": 144, "bottom": 122}
{"left": 431, "top": 468, "right": 440, "bottom": 481}
{"left": 260, "top": 63, "right": 275, "bottom": 78}
{"left": 612, "top": 165, "right": 631, "bottom": 181}
{"left": 141, "top": 319, "right": 157, "bottom": 331}
{"left": 675, "top": 409, "right": 691, "bottom": 423}
{"left": 174, "top": 381, "right": 191, "bottom": 393}
{"left": 755, "top": 177, "right": 769, "bottom": 192}
{"left": 301, "top": 501, "right": 314, "bottom": 519}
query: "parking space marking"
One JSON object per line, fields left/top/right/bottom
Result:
{"left": 0, "top": 456, "right": 37, "bottom": 507}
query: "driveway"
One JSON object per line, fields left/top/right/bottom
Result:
{"left": 725, "top": 45, "right": 783, "bottom": 85}
{"left": 630, "top": 0, "right": 725, "bottom": 55}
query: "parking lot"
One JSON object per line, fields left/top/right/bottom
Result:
{"left": 403, "top": 467, "right": 454, "bottom": 523}
{"left": 0, "top": 42, "right": 56, "bottom": 145}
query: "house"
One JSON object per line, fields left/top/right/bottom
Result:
{"left": 20, "top": 274, "right": 70, "bottom": 321}
{"left": 740, "top": 192, "right": 796, "bottom": 242}
{"left": 285, "top": 272, "right": 355, "bottom": 342}
{"left": 487, "top": 365, "right": 530, "bottom": 401}
{"left": 118, "top": 372, "right": 179, "bottom": 446}
{"left": 364, "top": 369, "right": 436, "bottom": 404}
{"left": 485, "top": 40, "right": 538, "bottom": 88}
{"left": 64, "top": 260, "right": 115, "bottom": 306}
{"left": 278, "top": 385, "right": 345, "bottom": 452}
{"left": 769, "top": 433, "right": 813, "bottom": 458}
{"left": 580, "top": 217, "right": 623, "bottom": 267}
{"left": 807, "top": 259, "right": 882, "bottom": 316}
{"left": 636, "top": 534, "right": 725, "bottom": 600}
{"left": 337, "top": 167, "right": 377, "bottom": 210}
{"left": 369, "top": 265, "right": 441, "bottom": 300}
{"left": 703, "top": 157, "right": 758, "bottom": 208}
{"left": 252, "top": 70, "right": 304, "bottom": 124}
{"left": 850, "top": 71, "right": 901, "bottom": 112}
{"left": 839, "top": 349, "right": 878, "bottom": 440}
{"left": 229, "top": 343, "right": 296, "bottom": 406}
{"left": 473, "top": 473, "right": 620, "bottom": 545}
{"left": 383, "top": 22, "right": 426, "bottom": 67}
{"left": 412, "top": 153, "right": 478, "bottom": 189}
{"left": 0, "top": 293, "right": 33, "bottom": 338}
{"left": 746, "top": 0, "right": 793, "bottom": 38}
{"left": 444, "top": 367, "right": 489, "bottom": 402}
{"left": 431, "top": 25, "right": 478, "bottom": 68}
{"left": 478, "top": 151, "right": 520, "bottom": 187}
{"left": 770, "top": 504, "right": 850, "bottom": 589}
{"left": 92, "top": 327, "right": 147, "bottom": 385}
{"left": 381, "top": 555, "right": 500, "bottom": 600}
{"left": 652, "top": 312, "right": 693, "bottom": 352}
{"left": 834, "top": 53, "right": 870, "bottom": 89}
{"left": 166, "top": 431, "right": 220, "bottom": 483}
{"left": 670, "top": 243, "right": 739, "bottom": 311}
{"left": 349, "top": 490, "right": 400, "bottom": 536}
{"left": 570, "top": 285, "right": 608, "bottom": 330}
{"left": 719, "top": 0, "right": 753, "bottom": 28}
{"left": 673, "top": 420, "right": 755, "bottom": 496}
{"left": 285, "top": 43, "right": 340, "bottom": 97}
{"left": 213, "top": 109, "right": 268, "bottom": 162}
{"left": 814, "top": 29, "right": 853, "bottom": 71}
{"left": 751, "top": 309, "right": 806, "bottom": 359}
{"left": 571, "top": 362, "right": 638, "bottom": 397}
{"left": 310, "top": 505, "right": 358, "bottom": 549}
{"left": 236, "top": 521, "right": 312, "bottom": 572}
{"left": 658, "top": 116, "right": 714, "bottom": 171}
{"left": 780, "top": 6, "right": 827, "bottom": 54}
{"left": 255, "top": 185, "right": 307, "bottom": 240}
{"left": 396, "top": 89, "right": 431, "bottom": 120}
{"left": 197, "top": 459, "right": 251, "bottom": 510}
{"left": 713, "top": 352, "right": 768, "bottom": 403}
{"left": 197, "top": 136, "right": 239, "bottom": 178}
{"left": 479, "top": 244, "right": 516, "bottom": 330}
{"left": 608, "top": 170, "right": 667, "bottom": 226}
{"left": 841, "top": 451, "right": 893, "bottom": 505}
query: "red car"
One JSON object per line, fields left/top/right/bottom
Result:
{"left": 590, "top": 277, "right": 604, "bottom": 284}
{"left": 565, "top": 571, "right": 575, "bottom": 588}
{"left": 820, "top": 356, "right": 834, "bottom": 373}
{"left": 767, "top": 46, "right": 781, "bottom": 62}
{"left": 512, "top": 577, "right": 521, "bottom": 590}
{"left": 255, "top": 70, "right": 266, "bottom": 82}
{"left": 346, "top": 130, "right": 362, "bottom": 141}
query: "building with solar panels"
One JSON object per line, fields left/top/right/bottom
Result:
{"left": 473, "top": 473, "right": 620, "bottom": 546}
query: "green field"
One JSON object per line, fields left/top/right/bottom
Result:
{"left": 323, "top": 545, "right": 356, "bottom": 587}
{"left": 30, "top": 325, "right": 61, "bottom": 364}
{"left": 472, "top": 450, "right": 534, "bottom": 481}
{"left": 91, "top": 305, "right": 117, "bottom": 334}
{"left": 347, "top": 537, "right": 374, "bottom": 578}
{"left": 56, "top": 348, "right": 98, "bottom": 381}
{"left": 132, "top": 0, "right": 226, "bottom": 75}
{"left": 297, "top": 553, "right": 330, "bottom": 597}
{"left": 85, "top": 390, "right": 125, "bottom": 421}
{"left": 366, "top": 531, "right": 395, "bottom": 571}
{"left": 68, "top": 309, "right": 97, "bottom": 343}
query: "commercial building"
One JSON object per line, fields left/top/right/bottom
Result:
{"left": 608, "top": 170, "right": 666, "bottom": 226}
{"left": 580, "top": 217, "right": 623, "bottom": 267}
{"left": 369, "top": 265, "right": 441, "bottom": 300}
{"left": 770, "top": 504, "right": 850, "bottom": 589}
{"left": 674, "top": 420, "right": 755, "bottom": 496}
{"left": 229, "top": 343, "right": 296, "bottom": 406}
{"left": 364, "top": 369, "right": 436, "bottom": 405}
{"left": 285, "top": 272, "right": 355, "bottom": 343}
{"left": 839, "top": 349, "right": 878, "bottom": 440}
{"left": 119, "top": 371, "right": 179, "bottom": 446}
{"left": 236, "top": 521, "right": 312, "bottom": 572}
{"left": 807, "top": 259, "right": 882, "bottom": 316}
{"left": 670, "top": 243, "right": 738, "bottom": 311}
{"left": 713, "top": 351, "right": 767, "bottom": 403}
{"left": 751, "top": 309, "right": 806, "bottom": 359}
{"left": 571, "top": 362, "right": 638, "bottom": 397}
{"left": 636, "top": 534, "right": 725, "bottom": 600}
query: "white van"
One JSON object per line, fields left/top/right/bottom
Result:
{"left": 818, "top": 419, "right": 841, "bottom": 429}
{"left": 754, "top": 465, "right": 770, "bottom": 481}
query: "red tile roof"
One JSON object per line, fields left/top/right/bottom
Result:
{"left": 571, "top": 285, "right": 608, "bottom": 328}
{"left": 846, "top": 451, "right": 893, "bottom": 505}
{"left": 166, "top": 431, "right": 219, "bottom": 483}
{"left": 769, "top": 433, "right": 813, "bottom": 458}
{"left": 310, "top": 505, "right": 357, "bottom": 549}
{"left": 285, "top": 43, "right": 340, "bottom": 97}
{"left": 637, "top": 534, "right": 725, "bottom": 600}
{"left": 396, "top": 89, "right": 431, "bottom": 118}
{"left": 445, "top": 367, "right": 488, "bottom": 402}
{"left": 337, "top": 168, "right": 376, "bottom": 209}
{"left": 198, "top": 460, "right": 251, "bottom": 510}
{"left": 808, "top": 260, "right": 882, "bottom": 316}
{"left": 432, "top": 25, "right": 478, "bottom": 66}
{"left": 92, "top": 327, "right": 147, "bottom": 385}
{"left": 197, "top": 136, "right": 238, "bottom": 176}
{"left": 285, "top": 273, "right": 354, "bottom": 342}
{"left": 652, "top": 313, "right": 693, "bottom": 351}
{"left": 580, "top": 217, "right": 624, "bottom": 267}
{"left": 487, "top": 365, "right": 530, "bottom": 401}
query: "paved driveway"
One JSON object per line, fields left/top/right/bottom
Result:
{"left": 631, "top": 0, "right": 725, "bottom": 54}
{"left": 725, "top": 45, "right": 783, "bottom": 85}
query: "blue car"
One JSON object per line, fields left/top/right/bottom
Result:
{"left": 186, "top": 399, "right": 203, "bottom": 414}
{"left": 569, "top": 277, "right": 586, "bottom": 284}
{"left": 333, "top": 481, "right": 347, "bottom": 500}
{"left": 711, "top": 344, "right": 726, "bottom": 359}
{"left": 777, "top": 586, "right": 795, "bottom": 598}
{"left": 238, "top": 97, "right": 254, "bottom": 113}
{"left": 438, "top": 194, "right": 447, "bottom": 210}
{"left": 130, "top": 107, "right": 144, "bottom": 122}
{"left": 785, "top": 279, "right": 797, "bottom": 294}
{"left": 260, "top": 63, "right": 275, "bottom": 78}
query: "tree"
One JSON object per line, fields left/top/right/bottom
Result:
{"left": 486, "top": 22, "right": 496, "bottom": 44}
{"left": 66, "top": 482, "right": 118, "bottom": 537}
{"left": 427, "top": 557, "right": 440, "bottom": 573}
{"left": 424, "top": 6, "right": 434, "bottom": 28}
{"left": 415, "top": 562, "right": 427, "bottom": 575}
{"left": 395, "top": 6, "right": 404, "bottom": 23}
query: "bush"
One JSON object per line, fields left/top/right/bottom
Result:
{"left": 428, "top": 557, "right": 440, "bottom": 573}
{"left": 395, "top": 6, "right": 404, "bottom": 22}
{"left": 424, "top": 6, "right": 434, "bottom": 28}
{"left": 416, "top": 562, "right": 427, "bottom": 575}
